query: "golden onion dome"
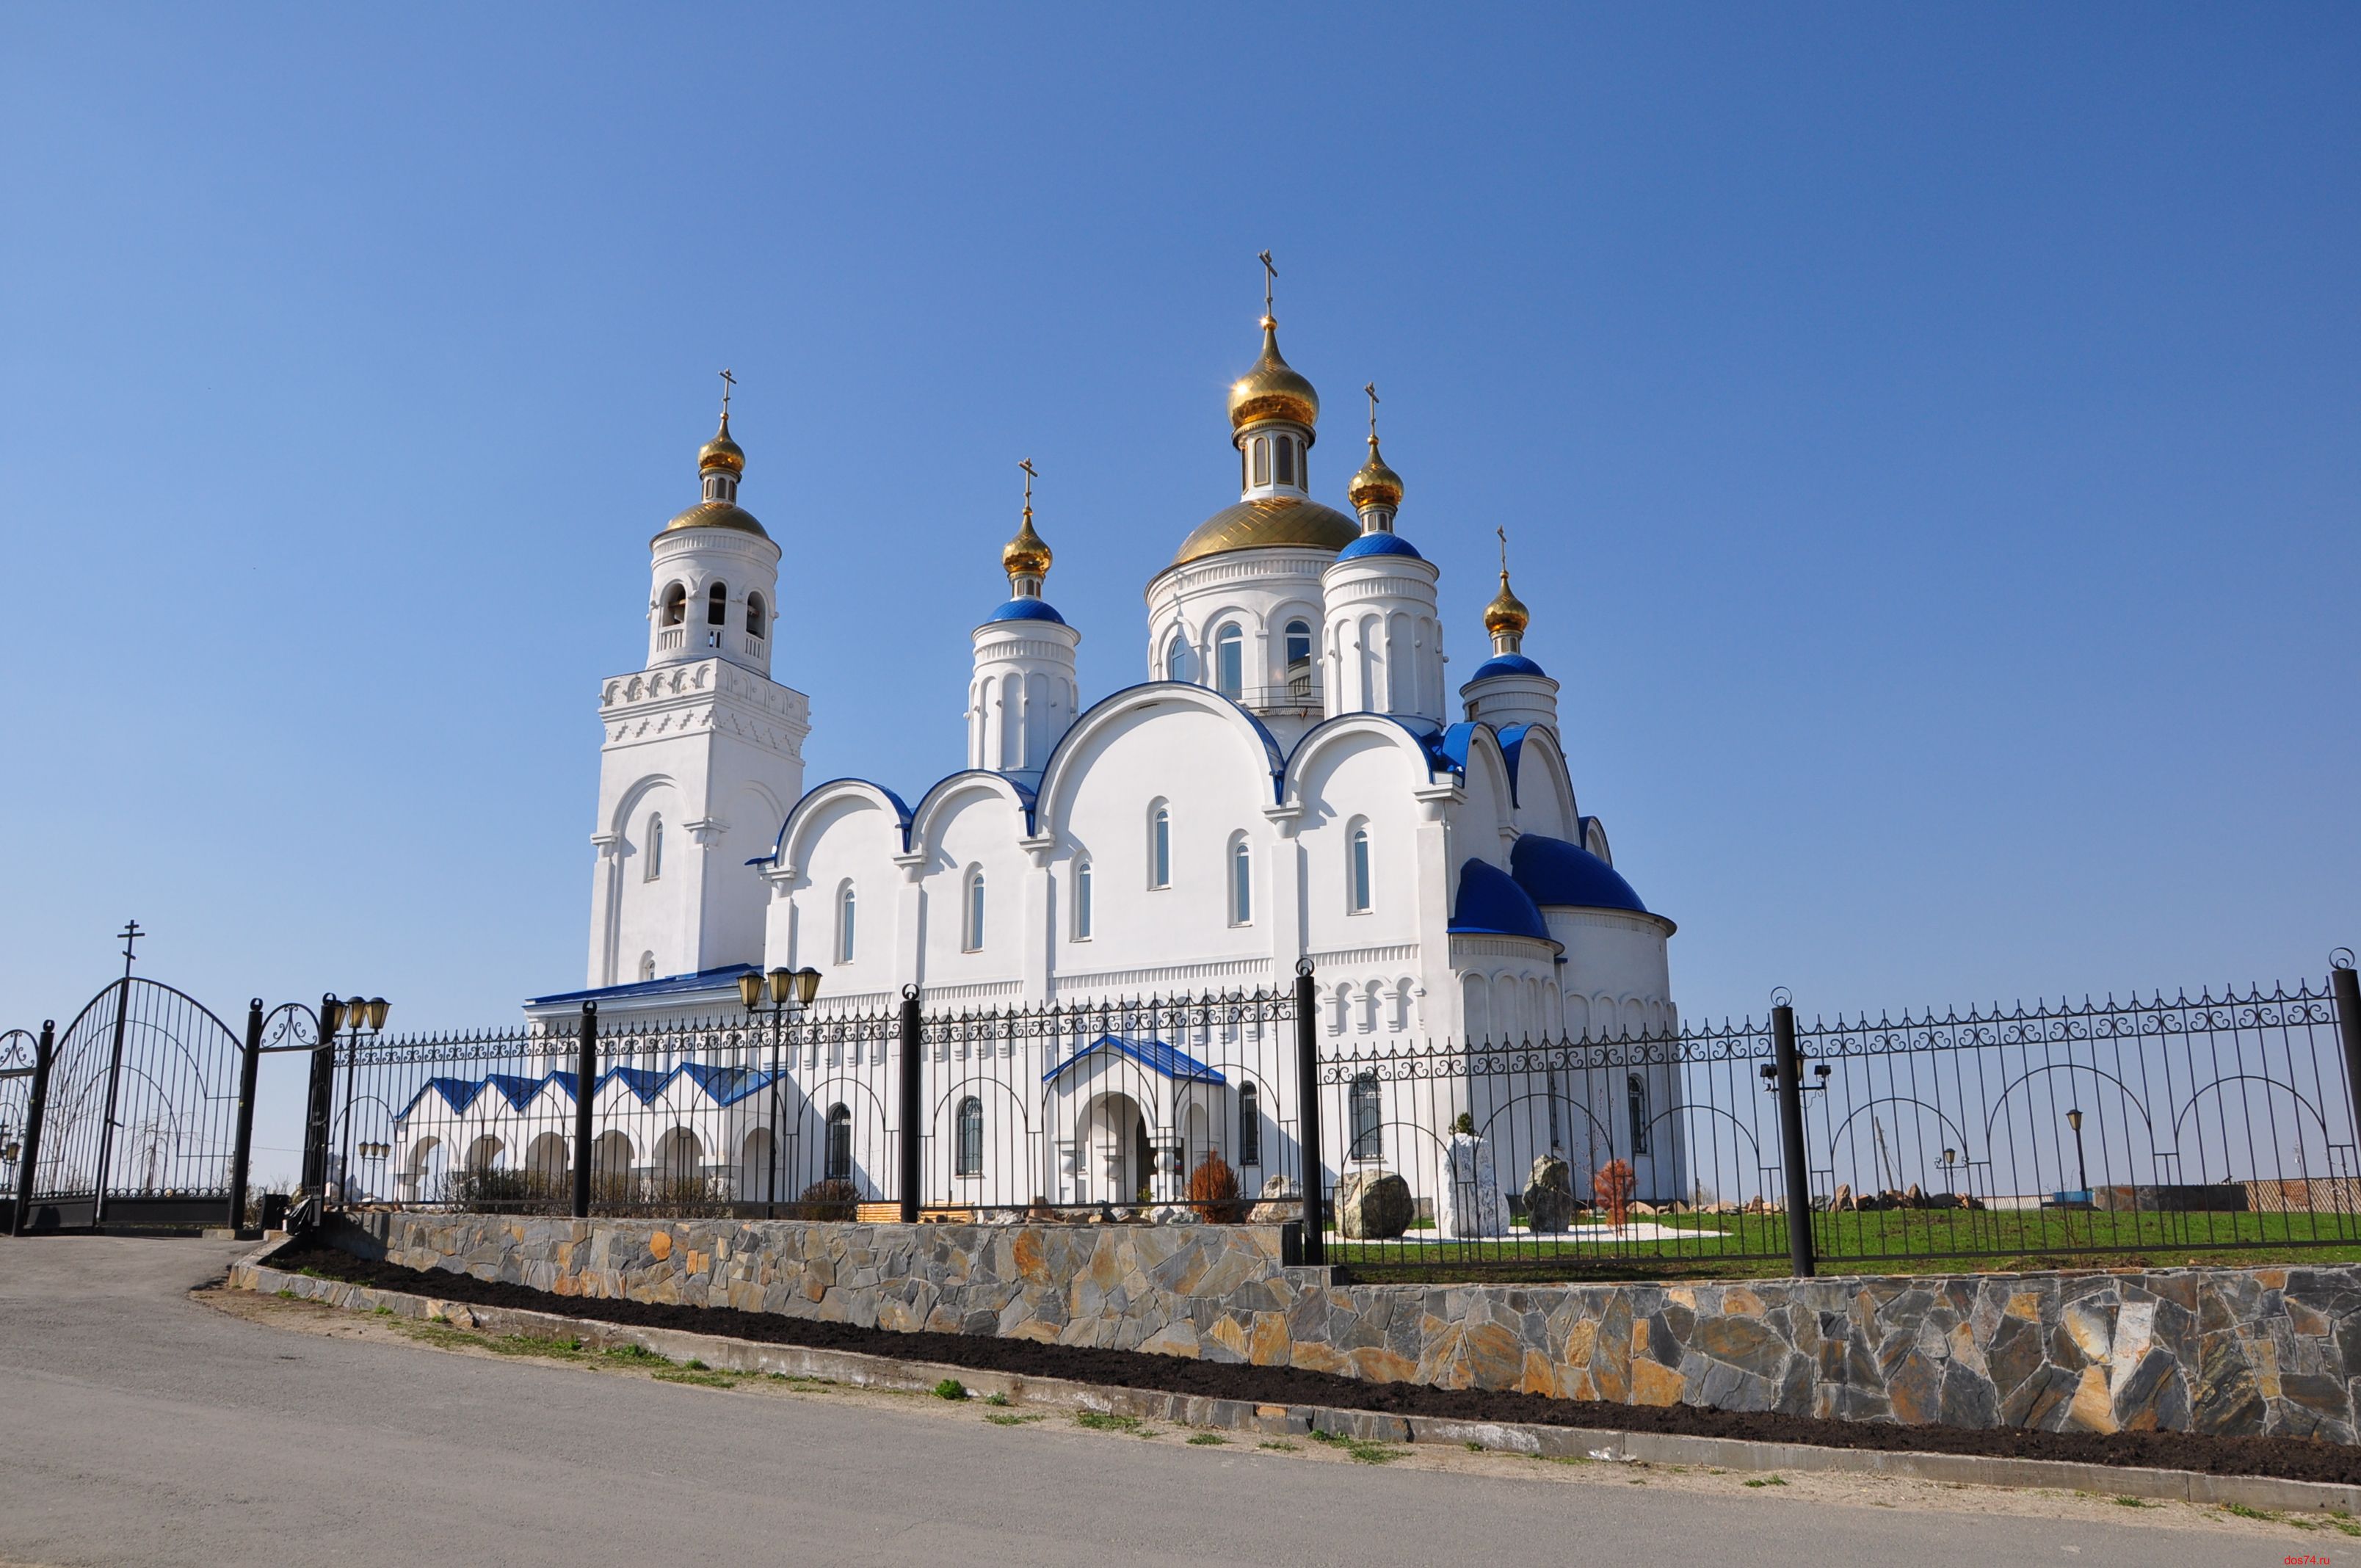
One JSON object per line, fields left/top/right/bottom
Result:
{"left": 1227, "top": 319, "right": 1320, "bottom": 434}
{"left": 1166, "top": 496, "right": 1360, "bottom": 569}
{"left": 1347, "top": 435, "right": 1404, "bottom": 511}
{"left": 697, "top": 412, "right": 745, "bottom": 474}
{"left": 1483, "top": 570, "right": 1530, "bottom": 636}
{"left": 1002, "top": 507, "right": 1052, "bottom": 579}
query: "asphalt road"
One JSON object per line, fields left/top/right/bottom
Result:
{"left": 0, "top": 1237, "right": 2308, "bottom": 1567}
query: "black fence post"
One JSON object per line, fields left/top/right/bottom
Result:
{"left": 2334, "top": 962, "right": 2361, "bottom": 1150}
{"left": 10, "top": 1021, "right": 54, "bottom": 1237}
{"left": 1294, "top": 962, "right": 1323, "bottom": 1266}
{"left": 1771, "top": 1001, "right": 1816, "bottom": 1279}
{"left": 897, "top": 987, "right": 922, "bottom": 1224}
{"left": 573, "top": 1001, "right": 598, "bottom": 1219}
{"left": 296, "top": 994, "right": 338, "bottom": 1229}
{"left": 226, "top": 1000, "right": 263, "bottom": 1235}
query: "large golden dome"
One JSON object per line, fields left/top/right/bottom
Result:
{"left": 1347, "top": 435, "right": 1404, "bottom": 511}
{"left": 1227, "top": 319, "right": 1320, "bottom": 434}
{"left": 1167, "top": 496, "right": 1360, "bottom": 568}
{"left": 656, "top": 501, "right": 769, "bottom": 540}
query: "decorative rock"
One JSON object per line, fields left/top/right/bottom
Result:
{"left": 1246, "top": 1174, "right": 1300, "bottom": 1225}
{"left": 1147, "top": 1205, "right": 1200, "bottom": 1224}
{"left": 1523, "top": 1155, "right": 1575, "bottom": 1233}
{"left": 1335, "top": 1170, "right": 1414, "bottom": 1239}
{"left": 1435, "top": 1133, "right": 1509, "bottom": 1238}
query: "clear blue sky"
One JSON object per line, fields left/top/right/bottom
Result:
{"left": 3, "top": 2, "right": 2355, "bottom": 1082}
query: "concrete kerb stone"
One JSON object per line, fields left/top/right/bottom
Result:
{"left": 228, "top": 1247, "right": 2361, "bottom": 1517}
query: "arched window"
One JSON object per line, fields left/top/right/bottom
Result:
{"left": 746, "top": 592, "right": 767, "bottom": 639}
{"left": 638, "top": 951, "right": 656, "bottom": 983}
{"left": 1214, "top": 624, "right": 1243, "bottom": 698}
{"left": 1228, "top": 837, "right": 1252, "bottom": 925}
{"left": 1349, "top": 1072, "right": 1382, "bottom": 1161}
{"left": 1164, "top": 630, "right": 1197, "bottom": 684}
{"left": 824, "top": 1104, "right": 852, "bottom": 1183}
{"left": 1238, "top": 1082, "right": 1261, "bottom": 1167}
{"left": 1149, "top": 805, "right": 1170, "bottom": 890}
{"left": 659, "top": 582, "right": 688, "bottom": 627}
{"left": 1285, "top": 619, "right": 1312, "bottom": 667}
{"left": 964, "top": 868, "right": 986, "bottom": 951}
{"left": 1072, "top": 859, "right": 1092, "bottom": 940}
{"left": 1275, "top": 433, "right": 1296, "bottom": 487}
{"left": 1349, "top": 825, "right": 1372, "bottom": 913}
{"left": 1627, "top": 1073, "right": 1652, "bottom": 1155}
{"left": 643, "top": 816, "right": 663, "bottom": 880}
{"left": 955, "top": 1096, "right": 984, "bottom": 1177}
{"left": 706, "top": 582, "right": 728, "bottom": 625}
{"left": 836, "top": 882, "right": 856, "bottom": 964}
{"left": 1251, "top": 436, "right": 1269, "bottom": 487}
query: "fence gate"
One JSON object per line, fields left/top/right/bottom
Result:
{"left": 21, "top": 979, "right": 246, "bottom": 1231}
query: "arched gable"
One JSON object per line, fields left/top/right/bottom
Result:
{"left": 1445, "top": 726, "right": 1517, "bottom": 871}
{"left": 1501, "top": 725, "right": 1578, "bottom": 840}
{"left": 907, "top": 771, "right": 1034, "bottom": 874}
{"left": 1279, "top": 711, "right": 1443, "bottom": 815}
{"left": 1031, "top": 681, "right": 1285, "bottom": 835}
{"left": 772, "top": 778, "right": 914, "bottom": 876}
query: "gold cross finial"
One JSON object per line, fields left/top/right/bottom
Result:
{"left": 718, "top": 367, "right": 736, "bottom": 421}
{"left": 1018, "top": 457, "right": 1037, "bottom": 517}
{"left": 1365, "top": 382, "right": 1380, "bottom": 443}
{"left": 1498, "top": 526, "right": 1511, "bottom": 577}
{"left": 1257, "top": 250, "right": 1277, "bottom": 323}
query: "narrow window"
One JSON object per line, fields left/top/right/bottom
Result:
{"left": 1214, "top": 624, "right": 1243, "bottom": 698}
{"left": 638, "top": 951, "right": 656, "bottom": 983}
{"left": 747, "top": 592, "right": 767, "bottom": 639}
{"left": 824, "top": 1105, "right": 852, "bottom": 1183}
{"left": 707, "top": 583, "right": 728, "bottom": 625}
{"left": 1349, "top": 1072, "right": 1382, "bottom": 1161}
{"left": 1238, "top": 1083, "right": 1262, "bottom": 1167}
{"left": 1627, "top": 1073, "right": 1652, "bottom": 1155}
{"left": 1073, "top": 860, "right": 1093, "bottom": 940}
{"left": 1229, "top": 838, "right": 1252, "bottom": 925}
{"left": 644, "top": 816, "right": 663, "bottom": 880}
{"left": 1275, "top": 434, "right": 1296, "bottom": 486}
{"left": 659, "top": 583, "right": 687, "bottom": 627}
{"left": 1150, "top": 807, "right": 1170, "bottom": 890}
{"left": 1164, "top": 630, "right": 1197, "bottom": 684}
{"left": 955, "top": 1096, "right": 984, "bottom": 1177}
{"left": 1251, "top": 438, "right": 1269, "bottom": 487}
{"left": 1349, "top": 827, "right": 1371, "bottom": 913}
{"left": 837, "top": 882, "right": 856, "bottom": 964}
{"left": 1285, "top": 619, "right": 1312, "bottom": 668}
{"left": 965, "top": 868, "right": 986, "bottom": 951}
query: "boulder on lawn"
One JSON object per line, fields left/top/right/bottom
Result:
{"left": 1335, "top": 1170, "right": 1415, "bottom": 1239}
{"left": 1523, "top": 1155, "right": 1576, "bottom": 1234}
{"left": 1247, "top": 1174, "right": 1301, "bottom": 1225}
{"left": 1436, "top": 1133, "right": 1509, "bottom": 1238}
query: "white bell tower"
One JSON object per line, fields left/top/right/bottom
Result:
{"left": 584, "top": 379, "right": 810, "bottom": 990}
{"left": 966, "top": 460, "right": 1079, "bottom": 785}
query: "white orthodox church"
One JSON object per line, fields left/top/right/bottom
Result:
{"left": 473, "top": 286, "right": 1686, "bottom": 1215}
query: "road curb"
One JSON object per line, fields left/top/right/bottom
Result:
{"left": 231, "top": 1246, "right": 2361, "bottom": 1517}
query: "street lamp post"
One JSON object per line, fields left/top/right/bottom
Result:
{"left": 2066, "top": 1108, "right": 2089, "bottom": 1197}
{"left": 741, "top": 967, "right": 820, "bottom": 1212}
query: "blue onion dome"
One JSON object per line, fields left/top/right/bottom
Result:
{"left": 1448, "top": 858, "right": 1553, "bottom": 942}
{"left": 985, "top": 598, "right": 1067, "bottom": 625}
{"left": 1469, "top": 652, "right": 1546, "bottom": 680}
{"left": 1509, "top": 834, "right": 1648, "bottom": 914}
{"left": 1336, "top": 531, "right": 1424, "bottom": 562}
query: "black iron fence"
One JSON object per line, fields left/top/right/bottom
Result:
{"left": 12, "top": 957, "right": 2361, "bottom": 1285}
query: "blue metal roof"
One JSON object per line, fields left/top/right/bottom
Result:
{"left": 1509, "top": 832, "right": 1649, "bottom": 915}
{"left": 528, "top": 963, "right": 758, "bottom": 1008}
{"left": 1468, "top": 653, "right": 1548, "bottom": 681}
{"left": 1335, "top": 531, "right": 1424, "bottom": 562}
{"left": 1447, "top": 857, "right": 1554, "bottom": 944}
{"left": 1040, "top": 1034, "right": 1227, "bottom": 1086}
{"left": 395, "top": 1063, "right": 779, "bottom": 1123}
{"left": 984, "top": 598, "right": 1067, "bottom": 625}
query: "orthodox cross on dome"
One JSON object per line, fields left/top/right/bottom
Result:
{"left": 718, "top": 367, "right": 736, "bottom": 421}
{"left": 1497, "top": 526, "right": 1510, "bottom": 576}
{"left": 1365, "top": 382, "right": 1380, "bottom": 441}
{"left": 1257, "top": 249, "right": 1277, "bottom": 323}
{"left": 1018, "top": 457, "right": 1037, "bottom": 517}
{"left": 117, "top": 918, "right": 144, "bottom": 975}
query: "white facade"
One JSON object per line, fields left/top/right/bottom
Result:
{"left": 527, "top": 305, "right": 1687, "bottom": 1208}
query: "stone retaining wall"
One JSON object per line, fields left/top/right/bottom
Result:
{"left": 332, "top": 1211, "right": 2361, "bottom": 1441}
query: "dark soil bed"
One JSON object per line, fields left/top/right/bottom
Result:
{"left": 270, "top": 1237, "right": 2361, "bottom": 1486}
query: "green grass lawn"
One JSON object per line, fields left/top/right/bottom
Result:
{"left": 1327, "top": 1208, "right": 2361, "bottom": 1283}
